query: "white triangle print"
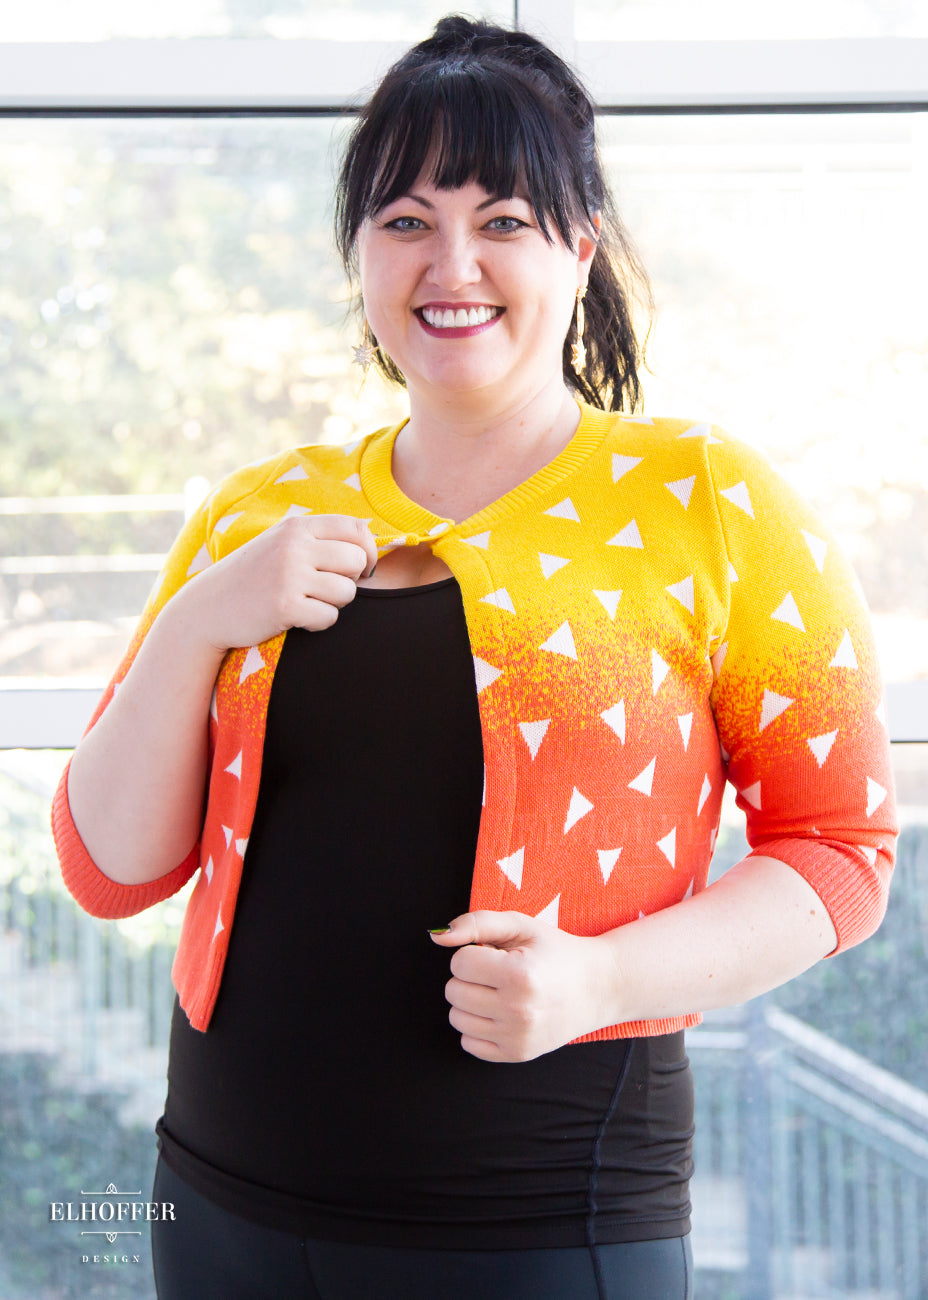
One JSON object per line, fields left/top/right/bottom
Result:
{"left": 729, "top": 562, "right": 738, "bottom": 583}
{"left": 612, "top": 454, "right": 642, "bottom": 482}
{"left": 666, "top": 575, "right": 695, "bottom": 615}
{"left": 213, "top": 910, "right": 224, "bottom": 940}
{"left": 594, "top": 590, "right": 622, "bottom": 618}
{"left": 802, "top": 530, "right": 828, "bottom": 573}
{"left": 601, "top": 699, "right": 626, "bottom": 743}
{"left": 239, "top": 645, "right": 265, "bottom": 683}
{"left": 274, "top": 465, "right": 308, "bottom": 484}
{"left": 720, "top": 741, "right": 730, "bottom": 763}
{"left": 628, "top": 758, "right": 656, "bottom": 796}
{"left": 652, "top": 650, "right": 670, "bottom": 694}
{"left": 622, "top": 414, "right": 653, "bottom": 424}
{"left": 771, "top": 592, "right": 806, "bottom": 632}
{"left": 677, "top": 713, "right": 693, "bottom": 750}
{"left": 204, "top": 856, "right": 214, "bottom": 884}
{"left": 221, "top": 825, "right": 233, "bottom": 847}
{"left": 741, "top": 781, "right": 762, "bottom": 809}
{"left": 875, "top": 699, "right": 887, "bottom": 729}
{"left": 682, "top": 878, "right": 694, "bottom": 900}
{"left": 807, "top": 730, "right": 838, "bottom": 767}
{"left": 711, "top": 642, "right": 728, "bottom": 677}
{"left": 498, "top": 847, "right": 525, "bottom": 889}
{"left": 657, "top": 827, "right": 676, "bottom": 867}
{"left": 759, "top": 689, "right": 794, "bottom": 732}
{"left": 539, "top": 553, "right": 570, "bottom": 578}
{"left": 214, "top": 511, "right": 244, "bottom": 534}
{"left": 866, "top": 778, "right": 887, "bottom": 818}
{"left": 678, "top": 422, "right": 711, "bottom": 439}
{"left": 519, "top": 719, "right": 550, "bottom": 760}
{"left": 861, "top": 845, "right": 878, "bottom": 866}
{"left": 187, "top": 544, "right": 211, "bottom": 577}
{"left": 282, "top": 503, "right": 310, "bottom": 519}
{"left": 719, "top": 481, "right": 755, "bottom": 518}
{"left": 607, "top": 519, "right": 643, "bottom": 548}
{"left": 540, "top": 621, "right": 578, "bottom": 659}
{"left": 697, "top": 775, "right": 712, "bottom": 815}
{"left": 830, "top": 630, "right": 858, "bottom": 669}
{"left": 473, "top": 657, "right": 502, "bottom": 693}
{"left": 343, "top": 472, "right": 362, "bottom": 492}
{"left": 535, "top": 895, "right": 561, "bottom": 928}
{"left": 665, "top": 475, "right": 695, "bottom": 508}
{"left": 340, "top": 438, "right": 363, "bottom": 455}
{"left": 597, "top": 848, "right": 622, "bottom": 883}
{"left": 224, "top": 751, "right": 243, "bottom": 779}
{"left": 480, "top": 588, "right": 516, "bottom": 614}
{"left": 544, "top": 497, "right": 580, "bottom": 522}
{"left": 428, "top": 521, "right": 451, "bottom": 537}
{"left": 564, "top": 787, "right": 594, "bottom": 834}
{"left": 463, "top": 531, "right": 491, "bottom": 549}
{"left": 235, "top": 836, "right": 249, "bottom": 858}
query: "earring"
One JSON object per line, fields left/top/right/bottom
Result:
{"left": 353, "top": 317, "right": 376, "bottom": 375}
{"left": 571, "top": 286, "right": 587, "bottom": 377}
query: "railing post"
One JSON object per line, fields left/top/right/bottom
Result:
{"left": 745, "top": 995, "right": 774, "bottom": 1298}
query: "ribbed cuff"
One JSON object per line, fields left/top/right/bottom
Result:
{"left": 52, "top": 758, "right": 199, "bottom": 920}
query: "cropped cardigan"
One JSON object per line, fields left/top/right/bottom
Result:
{"left": 53, "top": 403, "right": 897, "bottom": 1039}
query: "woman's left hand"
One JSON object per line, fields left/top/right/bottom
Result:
{"left": 429, "top": 911, "right": 619, "bottom": 1062}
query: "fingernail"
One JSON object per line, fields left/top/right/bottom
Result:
{"left": 366, "top": 562, "right": 377, "bottom": 578}
{"left": 428, "top": 927, "right": 450, "bottom": 935}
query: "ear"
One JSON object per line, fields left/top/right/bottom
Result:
{"left": 576, "top": 212, "right": 601, "bottom": 289}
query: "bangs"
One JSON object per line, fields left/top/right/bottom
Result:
{"left": 343, "top": 63, "right": 592, "bottom": 251}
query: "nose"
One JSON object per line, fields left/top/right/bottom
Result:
{"left": 427, "top": 231, "right": 481, "bottom": 292}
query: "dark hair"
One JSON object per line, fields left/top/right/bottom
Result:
{"left": 335, "top": 14, "right": 651, "bottom": 412}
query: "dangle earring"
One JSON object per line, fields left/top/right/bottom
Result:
{"left": 352, "top": 316, "right": 376, "bottom": 376}
{"left": 571, "top": 285, "right": 587, "bottom": 377}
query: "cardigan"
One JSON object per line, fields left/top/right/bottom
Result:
{"left": 52, "top": 402, "right": 897, "bottom": 1040}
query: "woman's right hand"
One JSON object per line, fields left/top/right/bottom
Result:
{"left": 174, "top": 514, "right": 379, "bottom": 653}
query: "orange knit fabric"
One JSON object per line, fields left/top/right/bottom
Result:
{"left": 52, "top": 404, "right": 897, "bottom": 1038}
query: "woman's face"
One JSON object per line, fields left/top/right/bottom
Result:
{"left": 356, "top": 177, "right": 597, "bottom": 410}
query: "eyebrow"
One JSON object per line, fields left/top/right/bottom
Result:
{"left": 393, "top": 191, "right": 528, "bottom": 212}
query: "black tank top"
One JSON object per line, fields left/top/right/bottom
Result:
{"left": 157, "top": 578, "right": 693, "bottom": 1248}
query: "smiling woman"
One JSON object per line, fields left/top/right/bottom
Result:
{"left": 51, "top": 14, "right": 896, "bottom": 1300}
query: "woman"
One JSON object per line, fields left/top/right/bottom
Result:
{"left": 53, "top": 16, "right": 896, "bottom": 1300}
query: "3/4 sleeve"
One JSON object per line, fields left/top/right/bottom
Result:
{"left": 51, "top": 494, "right": 219, "bottom": 919}
{"left": 706, "top": 435, "right": 896, "bottom": 954}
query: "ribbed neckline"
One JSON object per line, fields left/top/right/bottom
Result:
{"left": 359, "top": 401, "right": 611, "bottom": 540}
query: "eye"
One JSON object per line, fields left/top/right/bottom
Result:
{"left": 384, "top": 216, "right": 426, "bottom": 233}
{"left": 485, "top": 215, "right": 528, "bottom": 234}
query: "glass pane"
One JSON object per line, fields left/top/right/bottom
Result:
{"left": 0, "top": 116, "right": 409, "bottom": 681}
{"left": 3, "top": 744, "right": 925, "bottom": 1294}
{"left": 689, "top": 744, "right": 928, "bottom": 1291}
{"left": 600, "top": 111, "right": 928, "bottom": 685}
{"left": 2, "top": 0, "right": 513, "bottom": 42}
{"left": 578, "top": 0, "right": 927, "bottom": 40}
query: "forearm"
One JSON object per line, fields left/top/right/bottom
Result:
{"left": 66, "top": 588, "right": 226, "bottom": 887}
{"left": 593, "top": 855, "right": 838, "bottom": 1027}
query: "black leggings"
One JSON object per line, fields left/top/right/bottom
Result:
{"left": 151, "top": 1157, "right": 693, "bottom": 1300}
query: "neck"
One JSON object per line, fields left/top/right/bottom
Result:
{"left": 392, "top": 379, "right": 582, "bottom": 521}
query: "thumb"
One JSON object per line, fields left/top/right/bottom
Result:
{"left": 428, "top": 909, "right": 541, "bottom": 951}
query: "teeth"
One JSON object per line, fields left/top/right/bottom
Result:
{"left": 422, "top": 305, "right": 499, "bottom": 328}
